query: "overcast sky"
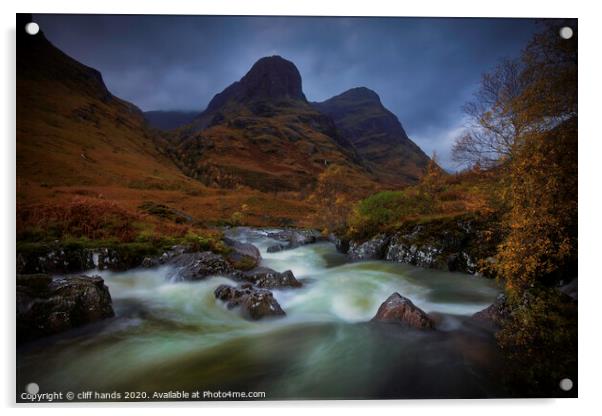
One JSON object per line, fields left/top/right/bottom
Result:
{"left": 34, "top": 14, "right": 540, "bottom": 170}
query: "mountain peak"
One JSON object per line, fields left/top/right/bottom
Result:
{"left": 205, "top": 55, "right": 305, "bottom": 113}
{"left": 240, "top": 55, "right": 305, "bottom": 100}
{"left": 342, "top": 87, "right": 380, "bottom": 101}
{"left": 329, "top": 87, "right": 382, "bottom": 105}
{"left": 250, "top": 55, "right": 294, "bottom": 68}
{"left": 313, "top": 87, "right": 430, "bottom": 185}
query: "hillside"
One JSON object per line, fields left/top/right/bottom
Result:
{"left": 170, "top": 56, "right": 377, "bottom": 193}
{"left": 16, "top": 26, "right": 432, "bottom": 229}
{"left": 16, "top": 17, "right": 196, "bottom": 192}
{"left": 16, "top": 19, "right": 316, "bottom": 228}
{"left": 314, "top": 87, "right": 431, "bottom": 185}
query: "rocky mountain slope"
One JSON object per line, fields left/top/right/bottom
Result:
{"left": 313, "top": 87, "right": 431, "bottom": 185}
{"left": 15, "top": 24, "right": 318, "bottom": 226}
{"left": 16, "top": 17, "right": 434, "bottom": 227}
{"left": 16, "top": 15, "right": 194, "bottom": 192}
{"left": 170, "top": 56, "right": 375, "bottom": 193}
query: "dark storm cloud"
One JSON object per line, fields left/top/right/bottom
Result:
{"left": 32, "top": 14, "right": 539, "bottom": 170}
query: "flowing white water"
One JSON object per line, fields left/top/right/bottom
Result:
{"left": 17, "top": 228, "right": 505, "bottom": 399}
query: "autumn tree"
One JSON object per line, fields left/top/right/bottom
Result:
{"left": 308, "top": 164, "right": 354, "bottom": 234}
{"left": 495, "top": 21, "right": 577, "bottom": 295}
{"left": 452, "top": 58, "right": 529, "bottom": 168}
{"left": 471, "top": 20, "right": 578, "bottom": 393}
{"left": 419, "top": 151, "right": 445, "bottom": 194}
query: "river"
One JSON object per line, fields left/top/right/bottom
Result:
{"left": 17, "top": 228, "right": 508, "bottom": 400}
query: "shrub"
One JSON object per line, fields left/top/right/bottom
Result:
{"left": 139, "top": 201, "right": 191, "bottom": 224}
{"left": 347, "top": 190, "right": 435, "bottom": 239}
{"left": 229, "top": 211, "right": 244, "bottom": 226}
{"left": 183, "top": 231, "right": 230, "bottom": 255}
{"left": 17, "top": 197, "right": 140, "bottom": 242}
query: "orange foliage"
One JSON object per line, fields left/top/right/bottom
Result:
{"left": 17, "top": 197, "right": 142, "bottom": 242}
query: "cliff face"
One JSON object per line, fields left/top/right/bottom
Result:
{"left": 313, "top": 87, "right": 432, "bottom": 185}
{"left": 206, "top": 55, "right": 307, "bottom": 111}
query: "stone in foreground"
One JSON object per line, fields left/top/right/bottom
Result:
{"left": 214, "top": 284, "right": 285, "bottom": 320}
{"left": 371, "top": 292, "right": 434, "bottom": 329}
{"left": 471, "top": 294, "right": 510, "bottom": 328}
{"left": 17, "top": 274, "right": 115, "bottom": 343}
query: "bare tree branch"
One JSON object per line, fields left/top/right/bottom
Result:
{"left": 453, "top": 59, "right": 528, "bottom": 168}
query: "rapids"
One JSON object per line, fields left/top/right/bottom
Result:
{"left": 17, "top": 228, "right": 507, "bottom": 399}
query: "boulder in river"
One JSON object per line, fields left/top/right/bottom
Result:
{"left": 223, "top": 237, "right": 261, "bottom": 270}
{"left": 214, "top": 283, "right": 285, "bottom": 320}
{"left": 241, "top": 266, "right": 302, "bottom": 288}
{"left": 266, "top": 229, "right": 324, "bottom": 251}
{"left": 141, "top": 244, "right": 189, "bottom": 268}
{"left": 17, "top": 274, "right": 115, "bottom": 343}
{"left": 328, "top": 233, "right": 350, "bottom": 254}
{"left": 371, "top": 292, "right": 434, "bottom": 329}
{"left": 471, "top": 294, "right": 509, "bottom": 328}
{"left": 168, "top": 251, "right": 234, "bottom": 281}
{"left": 266, "top": 243, "right": 289, "bottom": 253}
{"left": 347, "top": 234, "right": 390, "bottom": 261}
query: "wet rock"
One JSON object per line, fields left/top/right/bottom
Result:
{"left": 17, "top": 245, "right": 94, "bottom": 274}
{"left": 96, "top": 247, "right": 146, "bottom": 271}
{"left": 214, "top": 284, "right": 285, "bottom": 320}
{"left": 371, "top": 292, "right": 434, "bottom": 329}
{"left": 382, "top": 216, "right": 498, "bottom": 274}
{"left": 17, "top": 274, "right": 114, "bottom": 343}
{"left": 328, "top": 233, "right": 350, "bottom": 254}
{"left": 385, "top": 237, "right": 444, "bottom": 269}
{"left": 267, "top": 243, "right": 289, "bottom": 253}
{"left": 347, "top": 234, "right": 390, "bottom": 261}
{"left": 471, "top": 294, "right": 509, "bottom": 327}
{"left": 142, "top": 244, "right": 188, "bottom": 268}
{"left": 446, "top": 252, "right": 477, "bottom": 274}
{"left": 266, "top": 229, "right": 324, "bottom": 250}
{"left": 168, "top": 252, "right": 234, "bottom": 281}
{"left": 223, "top": 237, "right": 261, "bottom": 270}
{"left": 241, "top": 266, "right": 302, "bottom": 288}
{"left": 141, "top": 257, "right": 156, "bottom": 268}
{"left": 559, "top": 278, "right": 578, "bottom": 301}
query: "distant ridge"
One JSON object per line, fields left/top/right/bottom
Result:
{"left": 313, "top": 87, "right": 432, "bottom": 184}
{"left": 170, "top": 56, "right": 375, "bottom": 193}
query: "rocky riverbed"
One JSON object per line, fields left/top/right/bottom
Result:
{"left": 17, "top": 227, "right": 509, "bottom": 400}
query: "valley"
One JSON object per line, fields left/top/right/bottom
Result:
{"left": 15, "top": 14, "right": 578, "bottom": 400}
